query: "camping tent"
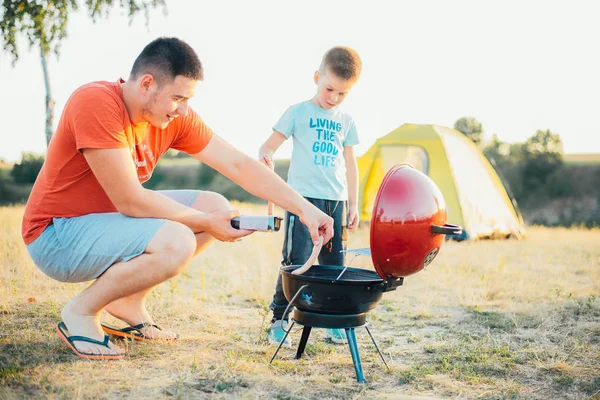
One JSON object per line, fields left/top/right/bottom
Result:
{"left": 357, "top": 123, "right": 525, "bottom": 240}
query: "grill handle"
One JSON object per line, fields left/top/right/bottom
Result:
{"left": 431, "top": 224, "right": 462, "bottom": 235}
{"left": 382, "top": 276, "right": 404, "bottom": 292}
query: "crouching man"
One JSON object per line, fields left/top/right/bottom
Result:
{"left": 22, "top": 37, "right": 333, "bottom": 359}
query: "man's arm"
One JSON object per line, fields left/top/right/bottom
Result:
{"left": 344, "top": 145, "right": 360, "bottom": 230}
{"left": 82, "top": 147, "right": 251, "bottom": 241}
{"left": 193, "top": 134, "right": 333, "bottom": 245}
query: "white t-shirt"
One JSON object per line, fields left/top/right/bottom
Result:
{"left": 273, "top": 100, "right": 359, "bottom": 200}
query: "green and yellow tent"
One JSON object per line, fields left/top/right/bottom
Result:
{"left": 358, "top": 123, "right": 525, "bottom": 240}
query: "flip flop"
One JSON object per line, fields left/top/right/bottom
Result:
{"left": 101, "top": 322, "right": 180, "bottom": 341}
{"left": 56, "top": 322, "right": 125, "bottom": 360}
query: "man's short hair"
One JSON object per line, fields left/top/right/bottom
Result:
{"left": 320, "top": 46, "right": 362, "bottom": 82}
{"left": 130, "top": 37, "right": 203, "bottom": 84}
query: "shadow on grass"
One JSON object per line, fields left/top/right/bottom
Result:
{"left": 0, "top": 341, "right": 80, "bottom": 399}
{"left": 0, "top": 341, "right": 78, "bottom": 372}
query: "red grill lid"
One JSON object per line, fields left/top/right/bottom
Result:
{"left": 369, "top": 163, "right": 460, "bottom": 279}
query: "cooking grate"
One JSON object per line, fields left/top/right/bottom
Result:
{"left": 284, "top": 266, "right": 382, "bottom": 282}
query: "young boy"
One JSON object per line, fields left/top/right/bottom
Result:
{"left": 259, "top": 46, "right": 362, "bottom": 346}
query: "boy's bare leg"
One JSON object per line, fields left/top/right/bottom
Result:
{"left": 61, "top": 220, "right": 197, "bottom": 355}
{"left": 103, "top": 192, "right": 231, "bottom": 340}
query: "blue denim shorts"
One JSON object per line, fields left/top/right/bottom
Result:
{"left": 26, "top": 190, "right": 200, "bottom": 283}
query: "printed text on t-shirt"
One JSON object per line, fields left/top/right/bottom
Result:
{"left": 309, "top": 117, "right": 341, "bottom": 167}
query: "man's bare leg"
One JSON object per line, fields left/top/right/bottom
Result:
{"left": 61, "top": 220, "right": 197, "bottom": 355}
{"left": 103, "top": 231, "right": 213, "bottom": 339}
{"left": 103, "top": 192, "right": 231, "bottom": 339}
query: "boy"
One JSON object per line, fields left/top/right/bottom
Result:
{"left": 259, "top": 46, "right": 362, "bottom": 346}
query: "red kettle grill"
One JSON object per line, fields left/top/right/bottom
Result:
{"left": 369, "top": 162, "right": 462, "bottom": 279}
{"left": 272, "top": 163, "right": 462, "bottom": 383}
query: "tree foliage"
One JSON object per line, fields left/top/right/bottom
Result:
{"left": 521, "top": 129, "right": 564, "bottom": 189}
{"left": 0, "top": 0, "right": 165, "bottom": 63}
{"left": 1, "top": 0, "right": 165, "bottom": 147}
{"left": 454, "top": 116, "right": 484, "bottom": 145}
{"left": 0, "top": 167, "right": 12, "bottom": 203}
{"left": 10, "top": 152, "right": 45, "bottom": 184}
{"left": 483, "top": 134, "right": 510, "bottom": 163}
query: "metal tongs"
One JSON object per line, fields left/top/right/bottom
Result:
{"left": 333, "top": 247, "right": 372, "bottom": 281}
{"left": 340, "top": 248, "right": 371, "bottom": 256}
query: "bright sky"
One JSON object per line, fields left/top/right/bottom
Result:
{"left": 1, "top": 0, "right": 599, "bottom": 163}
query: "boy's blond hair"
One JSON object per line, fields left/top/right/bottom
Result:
{"left": 319, "top": 46, "right": 362, "bottom": 83}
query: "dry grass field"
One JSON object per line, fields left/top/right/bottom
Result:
{"left": 1, "top": 203, "right": 599, "bottom": 400}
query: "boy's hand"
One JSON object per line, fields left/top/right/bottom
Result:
{"left": 259, "top": 153, "right": 275, "bottom": 171}
{"left": 258, "top": 131, "right": 286, "bottom": 171}
{"left": 347, "top": 205, "right": 360, "bottom": 231}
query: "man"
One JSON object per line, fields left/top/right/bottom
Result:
{"left": 22, "top": 37, "right": 333, "bottom": 359}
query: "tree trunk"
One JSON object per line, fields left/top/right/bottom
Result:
{"left": 40, "top": 50, "right": 54, "bottom": 147}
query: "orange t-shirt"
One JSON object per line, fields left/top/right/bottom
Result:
{"left": 22, "top": 79, "right": 213, "bottom": 245}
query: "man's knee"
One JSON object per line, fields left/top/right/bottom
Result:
{"left": 210, "top": 192, "right": 231, "bottom": 211}
{"left": 192, "top": 191, "right": 232, "bottom": 213}
{"left": 149, "top": 221, "right": 196, "bottom": 275}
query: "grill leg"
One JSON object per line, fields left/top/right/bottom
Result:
{"left": 365, "top": 325, "right": 389, "bottom": 369}
{"left": 346, "top": 328, "right": 366, "bottom": 383}
{"left": 269, "top": 321, "right": 295, "bottom": 364}
{"left": 295, "top": 326, "right": 312, "bottom": 359}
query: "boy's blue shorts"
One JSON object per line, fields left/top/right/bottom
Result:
{"left": 26, "top": 190, "right": 201, "bottom": 283}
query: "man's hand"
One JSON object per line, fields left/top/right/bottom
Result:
{"left": 207, "top": 210, "right": 254, "bottom": 242}
{"left": 299, "top": 204, "right": 334, "bottom": 246}
{"left": 347, "top": 205, "right": 360, "bottom": 231}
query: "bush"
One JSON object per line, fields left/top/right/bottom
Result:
{"left": 11, "top": 153, "right": 45, "bottom": 184}
{"left": 0, "top": 168, "right": 13, "bottom": 203}
{"left": 0, "top": 168, "right": 31, "bottom": 205}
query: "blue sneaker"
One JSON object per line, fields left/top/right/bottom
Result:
{"left": 324, "top": 328, "right": 348, "bottom": 344}
{"left": 268, "top": 320, "right": 292, "bottom": 348}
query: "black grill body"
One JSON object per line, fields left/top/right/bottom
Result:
{"left": 280, "top": 265, "right": 403, "bottom": 315}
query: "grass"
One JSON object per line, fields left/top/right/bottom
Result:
{"left": 1, "top": 204, "right": 599, "bottom": 399}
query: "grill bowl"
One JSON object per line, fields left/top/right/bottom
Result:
{"left": 281, "top": 265, "right": 401, "bottom": 315}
